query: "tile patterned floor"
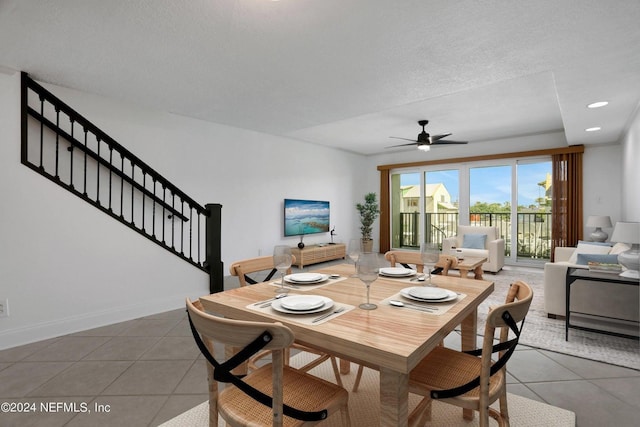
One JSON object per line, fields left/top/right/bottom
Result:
{"left": 1, "top": 273, "right": 639, "bottom": 426}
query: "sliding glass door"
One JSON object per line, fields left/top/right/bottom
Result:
{"left": 390, "top": 172, "right": 420, "bottom": 248}
{"left": 516, "top": 161, "right": 552, "bottom": 260}
{"left": 469, "top": 165, "right": 512, "bottom": 255}
{"left": 424, "top": 169, "right": 459, "bottom": 245}
{"left": 390, "top": 158, "right": 552, "bottom": 264}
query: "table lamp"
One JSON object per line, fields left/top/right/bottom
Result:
{"left": 586, "top": 215, "right": 612, "bottom": 242}
{"left": 610, "top": 221, "right": 640, "bottom": 279}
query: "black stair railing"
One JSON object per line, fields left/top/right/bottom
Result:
{"left": 20, "top": 72, "right": 223, "bottom": 293}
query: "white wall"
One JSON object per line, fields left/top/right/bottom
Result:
{"left": 0, "top": 73, "right": 367, "bottom": 349}
{"left": 582, "top": 144, "right": 623, "bottom": 238}
{"left": 620, "top": 105, "right": 640, "bottom": 221}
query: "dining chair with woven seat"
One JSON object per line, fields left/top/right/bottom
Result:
{"left": 230, "top": 255, "right": 295, "bottom": 287}
{"left": 433, "top": 254, "right": 456, "bottom": 276}
{"left": 384, "top": 250, "right": 425, "bottom": 273}
{"left": 407, "top": 280, "right": 533, "bottom": 427}
{"left": 384, "top": 250, "right": 455, "bottom": 276}
{"left": 230, "top": 255, "right": 343, "bottom": 386}
{"left": 186, "top": 298, "right": 351, "bottom": 427}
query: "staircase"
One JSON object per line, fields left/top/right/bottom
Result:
{"left": 20, "top": 72, "right": 223, "bottom": 293}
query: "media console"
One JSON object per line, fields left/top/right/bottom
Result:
{"left": 291, "top": 243, "right": 346, "bottom": 268}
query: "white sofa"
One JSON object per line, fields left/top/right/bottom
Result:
{"left": 544, "top": 244, "right": 638, "bottom": 337}
{"left": 442, "top": 225, "right": 505, "bottom": 273}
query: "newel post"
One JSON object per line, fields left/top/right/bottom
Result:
{"left": 205, "top": 203, "right": 224, "bottom": 294}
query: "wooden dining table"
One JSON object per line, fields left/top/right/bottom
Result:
{"left": 199, "top": 262, "right": 494, "bottom": 427}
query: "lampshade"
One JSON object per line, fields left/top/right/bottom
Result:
{"left": 610, "top": 221, "right": 640, "bottom": 244}
{"left": 586, "top": 215, "right": 612, "bottom": 242}
{"left": 610, "top": 222, "right": 640, "bottom": 279}
{"left": 586, "top": 215, "right": 612, "bottom": 228}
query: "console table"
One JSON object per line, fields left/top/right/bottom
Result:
{"left": 291, "top": 243, "right": 346, "bottom": 268}
{"left": 565, "top": 268, "right": 639, "bottom": 340}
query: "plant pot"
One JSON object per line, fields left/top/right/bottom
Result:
{"left": 362, "top": 239, "right": 374, "bottom": 253}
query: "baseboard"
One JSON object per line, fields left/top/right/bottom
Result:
{"left": 0, "top": 294, "right": 193, "bottom": 351}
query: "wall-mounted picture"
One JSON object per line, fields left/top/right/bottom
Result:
{"left": 284, "top": 199, "right": 330, "bottom": 237}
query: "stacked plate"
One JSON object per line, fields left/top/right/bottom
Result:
{"left": 379, "top": 267, "right": 416, "bottom": 277}
{"left": 284, "top": 273, "right": 329, "bottom": 285}
{"left": 400, "top": 286, "right": 458, "bottom": 303}
{"left": 271, "top": 295, "right": 334, "bottom": 314}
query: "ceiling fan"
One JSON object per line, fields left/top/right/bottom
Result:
{"left": 387, "top": 120, "right": 468, "bottom": 151}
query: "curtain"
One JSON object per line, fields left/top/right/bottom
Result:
{"left": 551, "top": 151, "right": 583, "bottom": 260}
{"left": 379, "top": 168, "right": 390, "bottom": 253}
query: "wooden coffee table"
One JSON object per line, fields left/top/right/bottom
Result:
{"left": 441, "top": 255, "right": 487, "bottom": 280}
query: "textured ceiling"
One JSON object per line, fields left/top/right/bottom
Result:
{"left": 1, "top": 0, "right": 639, "bottom": 155}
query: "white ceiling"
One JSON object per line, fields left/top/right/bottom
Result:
{"left": 2, "top": 0, "right": 639, "bottom": 155}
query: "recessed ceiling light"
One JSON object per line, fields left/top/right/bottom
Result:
{"left": 587, "top": 101, "right": 608, "bottom": 109}
{"left": 585, "top": 127, "right": 601, "bottom": 132}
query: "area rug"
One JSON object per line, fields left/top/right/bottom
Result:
{"left": 477, "top": 267, "right": 640, "bottom": 371}
{"left": 161, "top": 352, "right": 575, "bottom": 427}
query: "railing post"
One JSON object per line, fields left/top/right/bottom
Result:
{"left": 205, "top": 203, "right": 224, "bottom": 294}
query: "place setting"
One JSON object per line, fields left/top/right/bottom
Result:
{"left": 377, "top": 266, "right": 436, "bottom": 285}
{"left": 269, "top": 271, "right": 347, "bottom": 291}
{"left": 383, "top": 285, "right": 466, "bottom": 315}
{"left": 248, "top": 293, "right": 354, "bottom": 325}
{"left": 378, "top": 267, "right": 418, "bottom": 279}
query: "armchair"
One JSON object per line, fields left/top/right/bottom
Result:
{"left": 442, "top": 225, "right": 505, "bottom": 273}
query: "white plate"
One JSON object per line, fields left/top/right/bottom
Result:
{"left": 286, "top": 273, "right": 324, "bottom": 282}
{"left": 408, "top": 287, "right": 449, "bottom": 300}
{"left": 379, "top": 267, "right": 416, "bottom": 277}
{"left": 400, "top": 287, "right": 458, "bottom": 303}
{"left": 280, "top": 295, "right": 326, "bottom": 311}
{"left": 284, "top": 273, "right": 329, "bottom": 284}
{"left": 271, "top": 296, "right": 334, "bottom": 314}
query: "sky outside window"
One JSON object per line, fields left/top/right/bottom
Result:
{"left": 470, "top": 165, "right": 511, "bottom": 206}
{"left": 517, "top": 162, "right": 552, "bottom": 209}
{"left": 401, "top": 162, "right": 550, "bottom": 207}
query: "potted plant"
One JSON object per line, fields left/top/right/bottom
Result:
{"left": 356, "top": 192, "right": 380, "bottom": 252}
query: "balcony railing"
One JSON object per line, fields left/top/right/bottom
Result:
{"left": 398, "top": 212, "right": 552, "bottom": 260}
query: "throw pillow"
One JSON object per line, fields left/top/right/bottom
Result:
{"left": 576, "top": 239, "right": 612, "bottom": 247}
{"left": 576, "top": 253, "right": 620, "bottom": 265}
{"left": 462, "top": 234, "right": 487, "bottom": 250}
{"left": 568, "top": 241, "right": 612, "bottom": 264}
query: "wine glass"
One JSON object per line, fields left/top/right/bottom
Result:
{"left": 420, "top": 242, "right": 440, "bottom": 286}
{"left": 357, "top": 252, "right": 379, "bottom": 310}
{"left": 347, "top": 238, "right": 362, "bottom": 276}
{"left": 273, "top": 245, "right": 293, "bottom": 294}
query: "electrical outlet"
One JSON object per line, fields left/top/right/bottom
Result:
{"left": 0, "top": 299, "right": 8, "bottom": 318}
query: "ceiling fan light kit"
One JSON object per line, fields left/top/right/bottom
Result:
{"left": 387, "top": 120, "right": 468, "bottom": 150}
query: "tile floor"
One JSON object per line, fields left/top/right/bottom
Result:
{"left": 1, "top": 268, "right": 639, "bottom": 426}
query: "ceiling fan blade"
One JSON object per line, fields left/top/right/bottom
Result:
{"left": 389, "top": 136, "right": 417, "bottom": 142}
{"left": 389, "top": 121, "right": 467, "bottom": 148}
{"left": 429, "top": 133, "right": 452, "bottom": 142}
{"left": 431, "top": 139, "right": 468, "bottom": 145}
{"left": 386, "top": 142, "right": 419, "bottom": 148}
